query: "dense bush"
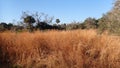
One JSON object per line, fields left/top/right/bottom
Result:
{"left": 97, "top": 0, "right": 120, "bottom": 35}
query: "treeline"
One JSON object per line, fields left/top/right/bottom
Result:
{"left": 0, "top": 12, "right": 64, "bottom": 32}
{"left": 0, "top": 16, "right": 99, "bottom": 32}
{"left": 1, "top": 0, "right": 120, "bottom": 34}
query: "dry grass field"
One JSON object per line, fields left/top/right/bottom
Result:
{"left": 0, "top": 29, "right": 120, "bottom": 68}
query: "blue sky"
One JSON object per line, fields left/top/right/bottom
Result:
{"left": 0, "top": 0, "right": 113, "bottom": 23}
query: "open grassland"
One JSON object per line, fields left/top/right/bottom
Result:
{"left": 0, "top": 30, "right": 120, "bottom": 68}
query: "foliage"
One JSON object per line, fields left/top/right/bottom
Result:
{"left": 24, "top": 16, "right": 36, "bottom": 24}
{"left": 0, "top": 22, "right": 14, "bottom": 31}
{"left": 97, "top": 0, "right": 120, "bottom": 34}
{"left": 83, "top": 17, "right": 98, "bottom": 29}
{"left": 56, "top": 19, "right": 60, "bottom": 24}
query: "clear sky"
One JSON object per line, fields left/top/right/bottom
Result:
{"left": 0, "top": 0, "right": 113, "bottom": 23}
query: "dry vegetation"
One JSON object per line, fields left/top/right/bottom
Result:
{"left": 0, "top": 30, "right": 120, "bottom": 68}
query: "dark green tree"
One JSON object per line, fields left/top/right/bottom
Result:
{"left": 0, "top": 22, "right": 8, "bottom": 31}
{"left": 7, "top": 23, "right": 13, "bottom": 30}
{"left": 56, "top": 19, "right": 60, "bottom": 24}
{"left": 23, "top": 16, "right": 36, "bottom": 31}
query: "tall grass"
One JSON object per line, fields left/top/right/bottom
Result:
{"left": 0, "top": 30, "right": 120, "bottom": 68}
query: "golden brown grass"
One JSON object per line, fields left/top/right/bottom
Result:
{"left": 0, "top": 29, "right": 120, "bottom": 68}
